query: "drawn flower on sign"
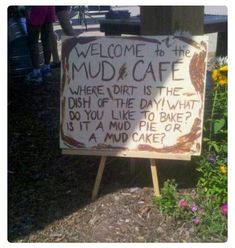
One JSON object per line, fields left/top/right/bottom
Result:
{"left": 117, "top": 63, "right": 128, "bottom": 81}
{"left": 189, "top": 41, "right": 207, "bottom": 99}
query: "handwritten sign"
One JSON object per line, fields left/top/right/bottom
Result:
{"left": 60, "top": 36, "right": 208, "bottom": 159}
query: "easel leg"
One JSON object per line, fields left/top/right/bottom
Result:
{"left": 150, "top": 159, "right": 160, "bottom": 197}
{"left": 91, "top": 156, "right": 107, "bottom": 201}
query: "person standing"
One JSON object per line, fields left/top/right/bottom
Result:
{"left": 50, "top": 6, "right": 76, "bottom": 68}
{"left": 55, "top": 6, "right": 75, "bottom": 36}
{"left": 26, "top": 6, "right": 56, "bottom": 83}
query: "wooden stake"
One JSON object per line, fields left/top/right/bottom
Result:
{"left": 91, "top": 156, "right": 107, "bottom": 201}
{"left": 150, "top": 159, "right": 160, "bottom": 197}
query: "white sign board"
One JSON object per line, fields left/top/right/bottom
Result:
{"left": 60, "top": 36, "right": 208, "bottom": 159}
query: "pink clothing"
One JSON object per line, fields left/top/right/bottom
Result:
{"left": 27, "top": 6, "right": 55, "bottom": 26}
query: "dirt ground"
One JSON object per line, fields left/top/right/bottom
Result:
{"left": 8, "top": 68, "right": 223, "bottom": 243}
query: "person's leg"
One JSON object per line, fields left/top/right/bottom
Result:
{"left": 46, "top": 6, "right": 60, "bottom": 67}
{"left": 56, "top": 9, "right": 75, "bottom": 36}
{"left": 26, "top": 22, "right": 43, "bottom": 82}
{"left": 50, "top": 29, "right": 60, "bottom": 65}
{"left": 41, "top": 22, "right": 53, "bottom": 65}
{"left": 27, "top": 23, "right": 41, "bottom": 69}
{"left": 26, "top": 6, "right": 50, "bottom": 82}
{"left": 40, "top": 22, "right": 54, "bottom": 78}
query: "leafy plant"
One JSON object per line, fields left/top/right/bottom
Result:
{"left": 197, "top": 57, "right": 227, "bottom": 205}
{"left": 153, "top": 57, "right": 228, "bottom": 241}
{"left": 153, "top": 179, "right": 178, "bottom": 215}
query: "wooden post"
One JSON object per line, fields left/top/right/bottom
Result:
{"left": 140, "top": 6, "right": 204, "bottom": 197}
{"left": 150, "top": 159, "right": 160, "bottom": 197}
{"left": 216, "top": 31, "right": 227, "bottom": 56}
{"left": 91, "top": 156, "right": 107, "bottom": 201}
{"left": 140, "top": 6, "right": 204, "bottom": 35}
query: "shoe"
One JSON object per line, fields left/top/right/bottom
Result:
{"left": 41, "top": 66, "right": 52, "bottom": 80}
{"left": 25, "top": 71, "right": 43, "bottom": 83}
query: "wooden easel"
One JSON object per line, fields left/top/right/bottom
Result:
{"left": 91, "top": 156, "right": 160, "bottom": 201}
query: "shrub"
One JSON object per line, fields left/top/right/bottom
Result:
{"left": 153, "top": 57, "right": 228, "bottom": 241}
{"left": 196, "top": 56, "right": 227, "bottom": 207}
